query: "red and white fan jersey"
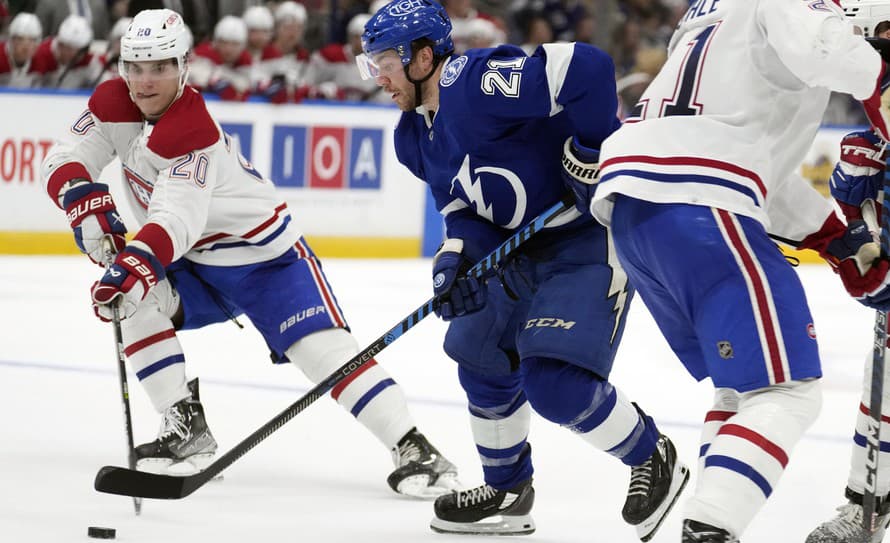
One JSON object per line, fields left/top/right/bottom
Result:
{"left": 30, "top": 37, "right": 102, "bottom": 89}
{"left": 305, "top": 43, "right": 386, "bottom": 102}
{"left": 42, "top": 79, "right": 299, "bottom": 268}
{"left": 592, "top": 0, "right": 883, "bottom": 242}
{"left": 0, "top": 40, "right": 38, "bottom": 87}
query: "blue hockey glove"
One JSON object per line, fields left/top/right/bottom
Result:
{"left": 824, "top": 220, "right": 890, "bottom": 310}
{"left": 91, "top": 244, "right": 165, "bottom": 321}
{"left": 62, "top": 181, "right": 127, "bottom": 266}
{"left": 561, "top": 136, "right": 601, "bottom": 214}
{"left": 829, "top": 130, "right": 886, "bottom": 221}
{"left": 432, "top": 239, "right": 486, "bottom": 321}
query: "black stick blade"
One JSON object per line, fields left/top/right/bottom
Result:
{"left": 94, "top": 465, "right": 194, "bottom": 499}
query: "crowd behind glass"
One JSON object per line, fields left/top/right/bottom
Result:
{"left": 0, "top": 0, "right": 865, "bottom": 124}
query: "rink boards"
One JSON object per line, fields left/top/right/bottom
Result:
{"left": 0, "top": 88, "right": 853, "bottom": 261}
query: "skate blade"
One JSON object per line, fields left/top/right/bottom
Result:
{"left": 430, "top": 514, "right": 535, "bottom": 536}
{"left": 636, "top": 462, "right": 690, "bottom": 542}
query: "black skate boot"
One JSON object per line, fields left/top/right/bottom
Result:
{"left": 806, "top": 488, "right": 890, "bottom": 543}
{"left": 430, "top": 478, "right": 535, "bottom": 535}
{"left": 682, "top": 519, "right": 739, "bottom": 542}
{"left": 387, "top": 428, "right": 460, "bottom": 498}
{"left": 622, "top": 433, "right": 690, "bottom": 541}
{"left": 135, "top": 378, "right": 217, "bottom": 475}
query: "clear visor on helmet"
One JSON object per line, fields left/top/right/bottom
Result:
{"left": 119, "top": 57, "right": 185, "bottom": 83}
{"left": 355, "top": 50, "right": 404, "bottom": 80}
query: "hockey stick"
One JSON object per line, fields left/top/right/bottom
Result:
{"left": 93, "top": 197, "right": 574, "bottom": 499}
{"left": 863, "top": 153, "right": 890, "bottom": 534}
{"left": 102, "top": 237, "right": 142, "bottom": 515}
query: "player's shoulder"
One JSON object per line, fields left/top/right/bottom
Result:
{"left": 148, "top": 87, "right": 220, "bottom": 159}
{"left": 0, "top": 43, "right": 10, "bottom": 73}
{"left": 89, "top": 78, "right": 143, "bottom": 123}
{"left": 317, "top": 43, "right": 348, "bottom": 63}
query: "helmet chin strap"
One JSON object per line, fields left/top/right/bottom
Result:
{"left": 404, "top": 55, "right": 445, "bottom": 110}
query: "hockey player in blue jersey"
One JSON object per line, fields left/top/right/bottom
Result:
{"left": 357, "top": 1, "right": 689, "bottom": 539}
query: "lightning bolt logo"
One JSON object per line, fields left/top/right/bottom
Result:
{"left": 605, "top": 229, "right": 629, "bottom": 343}
{"left": 450, "top": 155, "right": 527, "bottom": 229}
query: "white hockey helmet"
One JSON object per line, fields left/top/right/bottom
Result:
{"left": 119, "top": 10, "right": 191, "bottom": 95}
{"left": 109, "top": 17, "right": 132, "bottom": 44}
{"left": 57, "top": 14, "right": 93, "bottom": 49}
{"left": 214, "top": 15, "right": 248, "bottom": 44}
{"left": 243, "top": 6, "right": 274, "bottom": 31}
{"left": 841, "top": 0, "right": 890, "bottom": 37}
{"left": 275, "top": 1, "right": 307, "bottom": 25}
{"left": 347, "top": 13, "right": 372, "bottom": 37}
{"left": 9, "top": 12, "right": 42, "bottom": 40}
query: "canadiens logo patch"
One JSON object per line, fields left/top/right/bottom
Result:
{"left": 441, "top": 56, "right": 467, "bottom": 87}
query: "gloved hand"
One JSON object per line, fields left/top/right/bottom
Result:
{"left": 825, "top": 220, "right": 890, "bottom": 310}
{"left": 62, "top": 181, "right": 127, "bottom": 266}
{"left": 91, "top": 244, "right": 165, "bottom": 321}
{"left": 560, "top": 136, "right": 601, "bottom": 214}
{"left": 829, "top": 130, "right": 886, "bottom": 221}
{"left": 432, "top": 239, "right": 486, "bottom": 321}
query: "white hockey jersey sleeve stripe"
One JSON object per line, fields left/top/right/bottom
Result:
{"left": 600, "top": 155, "right": 767, "bottom": 206}
{"left": 541, "top": 42, "right": 573, "bottom": 117}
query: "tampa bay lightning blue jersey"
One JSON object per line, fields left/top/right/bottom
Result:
{"left": 394, "top": 42, "right": 622, "bottom": 260}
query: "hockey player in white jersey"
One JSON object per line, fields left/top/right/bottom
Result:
{"left": 41, "top": 8, "right": 459, "bottom": 499}
{"left": 562, "top": 0, "right": 890, "bottom": 541}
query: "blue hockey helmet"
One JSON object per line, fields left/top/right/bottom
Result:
{"left": 357, "top": 0, "right": 453, "bottom": 78}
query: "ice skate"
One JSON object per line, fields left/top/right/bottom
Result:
{"left": 430, "top": 478, "right": 535, "bottom": 535}
{"left": 135, "top": 378, "right": 217, "bottom": 475}
{"left": 806, "top": 489, "right": 890, "bottom": 543}
{"left": 682, "top": 519, "right": 739, "bottom": 542}
{"left": 622, "top": 433, "right": 690, "bottom": 541}
{"left": 387, "top": 428, "right": 460, "bottom": 499}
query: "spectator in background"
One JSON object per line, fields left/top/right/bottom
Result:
{"left": 510, "top": 0, "right": 586, "bottom": 42}
{"left": 31, "top": 14, "right": 102, "bottom": 88}
{"left": 92, "top": 16, "right": 131, "bottom": 86}
{"left": 442, "top": 0, "right": 501, "bottom": 55}
{"left": 0, "top": 11, "right": 40, "bottom": 87}
{"left": 464, "top": 17, "right": 501, "bottom": 50}
{"left": 34, "top": 0, "right": 109, "bottom": 40}
{"left": 270, "top": 1, "right": 311, "bottom": 99}
{"left": 191, "top": 14, "right": 253, "bottom": 101}
{"left": 304, "top": 13, "right": 384, "bottom": 103}
{"left": 518, "top": 12, "right": 552, "bottom": 56}
{"left": 243, "top": 4, "right": 283, "bottom": 89}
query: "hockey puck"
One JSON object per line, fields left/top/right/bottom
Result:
{"left": 87, "top": 526, "right": 116, "bottom": 539}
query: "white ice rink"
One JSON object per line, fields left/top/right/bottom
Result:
{"left": 0, "top": 256, "right": 879, "bottom": 542}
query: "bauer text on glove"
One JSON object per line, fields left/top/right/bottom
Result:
{"left": 91, "top": 244, "right": 166, "bottom": 321}
{"left": 560, "top": 136, "right": 601, "bottom": 214}
{"left": 62, "top": 181, "right": 127, "bottom": 266}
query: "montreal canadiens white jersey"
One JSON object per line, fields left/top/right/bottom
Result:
{"left": 591, "top": 0, "right": 882, "bottom": 242}
{"left": 42, "top": 78, "right": 299, "bottom": 267}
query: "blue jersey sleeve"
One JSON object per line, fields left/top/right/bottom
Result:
{"left": 448, "top": 43, "right": 621, "bottom": 149}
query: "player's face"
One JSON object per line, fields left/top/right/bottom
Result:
{"left": 247, "top": 29, "right": 271, "bottom": 50}
{"left": 368, "top": 50, "right": 415, "bottom": 111}
{"left": 10, "top": 36, "right": 38, "bottom": 65}
{"left": 122, "top": 59, "right": 181, "bottom": 120}
{"left": 215, "top": 40, "right": 245, "bottom": 65}
{"left": 55, "top": 42, "right": 81, "bottom": 65}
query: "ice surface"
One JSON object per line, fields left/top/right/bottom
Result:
{"left": 0, "top": 256, "right": 875, "bottom": 542}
